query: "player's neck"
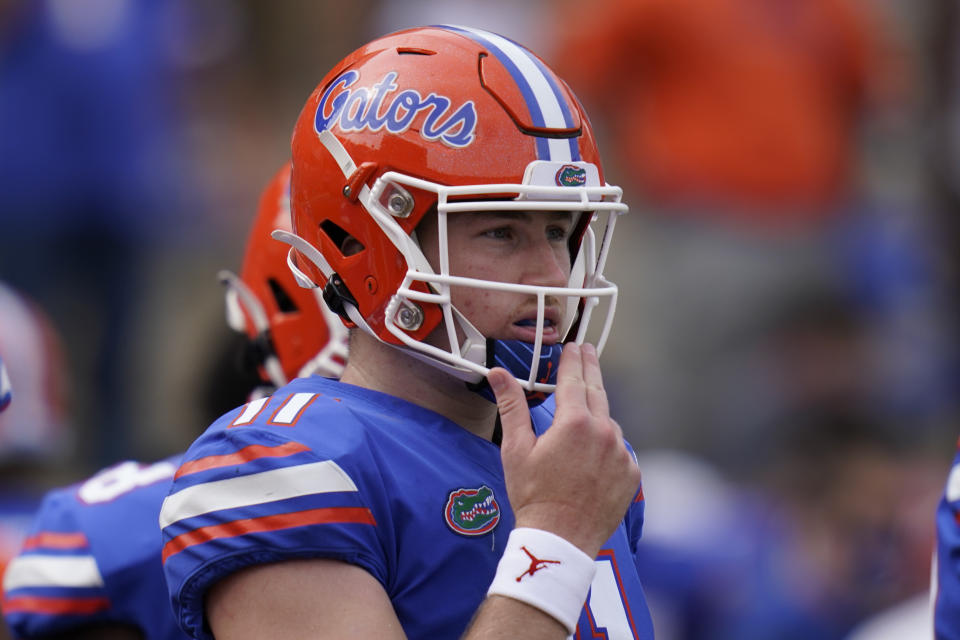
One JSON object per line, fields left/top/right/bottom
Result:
{"left": 340, "top": 332, "right": 499, "bottom": 440}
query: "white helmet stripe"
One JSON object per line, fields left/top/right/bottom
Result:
{"left": 437, "top": 25, "right": 578, "bottom": 162}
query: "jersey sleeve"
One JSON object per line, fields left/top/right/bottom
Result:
{"left": 161, "top": 410, "right": 387, "bottom": 640}
{"left": 2, "top": 487, "right": 114, "bottom": 638}
{"left": 623, "top": 442, "right": 646, "bottom": 555}
{"left": 935, "top": 446, "right": 960, "bottom": 639}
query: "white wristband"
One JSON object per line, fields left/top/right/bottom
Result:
{"left": 486, "top": 527, "right": 596, "bottom": 634}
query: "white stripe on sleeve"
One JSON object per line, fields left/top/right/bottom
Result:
{"left": 159, "top": 460, "right": 358, "bottom": 529}
{"left": 3, "top": 555, "right": 104, "bottom": 591}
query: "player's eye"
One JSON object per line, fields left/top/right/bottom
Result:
{"left": 482, "top": 226, "right": 514, "bottom": 240}
{"left": 546, "top": 225, "right": 570, "bottom": 243}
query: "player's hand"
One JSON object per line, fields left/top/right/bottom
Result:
{"left": 487, "top": 343, "right": 640, "bottom": 558}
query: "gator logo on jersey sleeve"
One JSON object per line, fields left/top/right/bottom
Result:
{"left": 444, "top": 485, "right": 500, "bottom": 536}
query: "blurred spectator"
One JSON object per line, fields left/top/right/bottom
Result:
{"left": 832, "top": 201, "right": 957, "bottom": 423}
{"left": 749, "top": 409, "right": 936, "bottom": 632}
{"left": 0, "top": 0, "right": 203, "bottom": 468}
{"left": 548, "top": 0, "right": 955, "bottom": 469}
{"left": 925, "top": 0, "right": 960, "bottom": 419}
{"left": 635, "top": 410, "right": 941, "bottom": 640}
{"left": 0, "top": 0, "right": 387, "bottom": 468}
{"left": 552, "top": 0, "right": 894, "bottom": 222}
{"left": 927, "top": 0, "right": 960, "bottom": 321}
{"left": 0, "top": 282, "right": 77, "bottom": 640}
{"left": 630, "top": 449, "right": 750, "bottom": 640}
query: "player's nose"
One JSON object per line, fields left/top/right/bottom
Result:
{"left": 523, "top": 237, "right": 570, "bottom": 288}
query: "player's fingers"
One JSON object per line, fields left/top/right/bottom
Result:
{"left": 553, "top": 343, "right": 587, "bottom": 415}
{"left": 580, "top": 343, "right": 609, "bottom": 417}
{"left": 487, "top": 367, "right": 535, "bottom": 456}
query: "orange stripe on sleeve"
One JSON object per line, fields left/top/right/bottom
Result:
{"left": 21, "top": 531, "right": 90, "bottom": 551}
{"left": 174, "top": 441, "right": 311, "bottom": 480}
{"left": 2, "top": 595, "right": 110, "bottom": 616}
{"left": 162, "top": 506, "right": 376, "bottom": 563}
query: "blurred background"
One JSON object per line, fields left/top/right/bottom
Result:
{"left": 0, "top": 0, "right": 956, "bottom": 637}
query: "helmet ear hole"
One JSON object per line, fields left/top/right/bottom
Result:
{"left": 320, "top": 220, "right": 366, "bottom": 257}
{"left": 267, "top": 279, "right": 298, "bottom": 313}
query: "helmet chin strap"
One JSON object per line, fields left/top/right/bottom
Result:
{"left": 467, "top": 339, "right": 562, "bottom": 408}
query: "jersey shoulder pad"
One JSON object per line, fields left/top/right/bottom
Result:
{"left": 3, "top": 485, "right": 112, "bottom": 637}
{"left": 161, "top": 391, "right": 385, "bottom": 640}
{"left": 5, "top": 455, "right": 185, "bottom": 638}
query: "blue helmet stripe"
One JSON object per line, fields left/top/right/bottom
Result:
{"left": 526, "top": 54, "right": 581, "bottom": 161}
{"left": 436, "top": 25, "right": 576, "bottom": 161}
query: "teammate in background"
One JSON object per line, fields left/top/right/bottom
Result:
{"left": 2, "top": 164, "right": 347, "bottom": 640}
{"left": 0, "top": 354, "right": 11, "bottom": 640}
{"left": 0, "top": 284, "right": 76, "bottom": 640}
{"left": 0, "top": 284, "right": 72, "bottom": 565}
{"left": 217, "top": 164, "right": 349, "bottom": 400}
{"left": 161, "top": 26, "right": 652, "bottom": 640}
{"left": 935, "top": 442, "right": 960, "bottom": 638}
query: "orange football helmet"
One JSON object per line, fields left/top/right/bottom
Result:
{"left": 220, "top": 163, "right": 348, "bottom": 388}
{"left": 278, "top": 25, "right": 626, "bottom": 395}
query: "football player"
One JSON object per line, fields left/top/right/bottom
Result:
{"left": 217, "top": 163, "right": 349, "bottom": 399}
{"left": 935, "top": 443, "right": 960, "bottom": 638}
{"left": 0, "top": 354, "right": 10, "bottom": 640}
{"left": 161, "top": 25, "right": 654, "bottom": 639}
{"left": 2, "top": 164, "right": 347, "bottom": 640}
{"left": 0, "top": 283, "right": 83, "bottom": 640}
{"left": 0, "top": 282, "right": 73, "bottom": 591}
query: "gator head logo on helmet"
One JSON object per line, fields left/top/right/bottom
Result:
{"left": 444, "top": 485, "right": 500, "bottom": 536}
{"left": 555, "top": 164, "right": 587, "bottom": 187}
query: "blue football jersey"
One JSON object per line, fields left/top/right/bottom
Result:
{"left": 0, "top": 491, "right": 44, "bottom": 577}
{"left": 161, "top": 376, "right": 654, "bottom": 639}
{"left": 3, "top": 455, "right": 190, "bottom": 640}
{"left": 936, "top": 443, "right": 960, "bottom": 639}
